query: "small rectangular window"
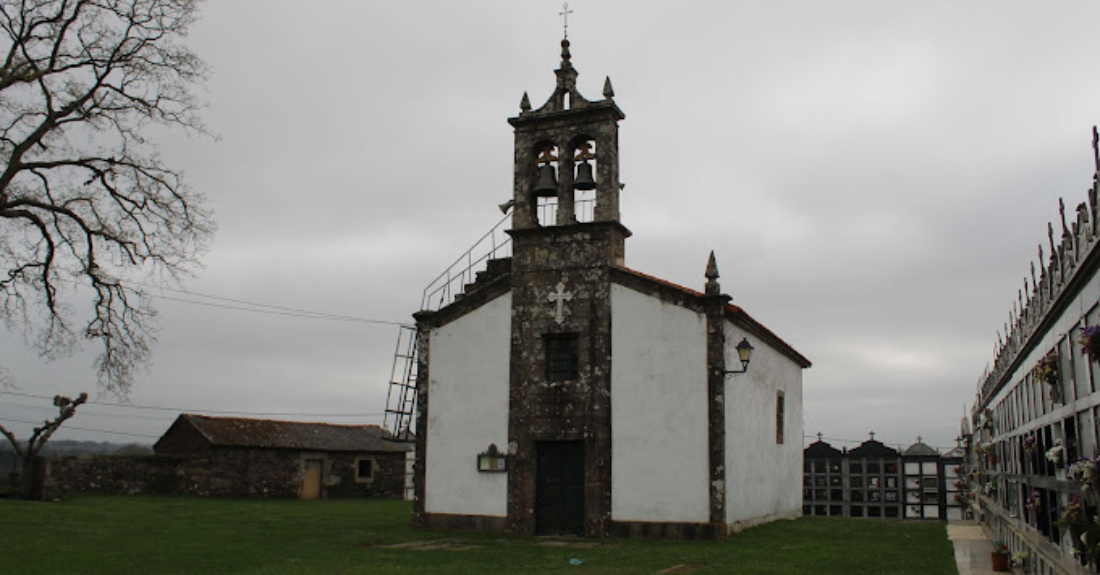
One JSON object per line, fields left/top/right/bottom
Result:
{"left": 545, "top": 333, "right": 579, "bottom": 382}
{"left": 776, "top": 391, "right": 785, "bottom": 444}
{"left": 355, "top": 458, "right": 374, "bottom": 482}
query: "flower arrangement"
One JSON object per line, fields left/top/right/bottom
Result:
{"left": 1033, "top": 351, "right": 1061, "bottom": 403}
{"left": 1025, "top": 490, "right": 1042, "bottom": 513}
{"left": 1054, "top": 494, "right": 1100, "bottom": 564}
{"left": 984, "top": 443, "right": 998, "bottom": 464}
{"left": 1056, "top": 494, "right": 1084, "bottom": 532}
{"left": 982, "top": 408, "right": 995, "bottom": 432}
{"left": 1024, "top": 436, "right": 1037, "bottom": 454}
{"left": 1067, "top": 456, "right": 1100, "bottom": 491}
{"left": 1011, "top": 550, "right": 1029, "bottom": 569}
{"left": 1081, "top": 325, "right": 1100, "bottom": 363}
{"left": 991, "top": 539, "right": 1009, "bottom": 555}
{"left": 1047, "top": 440, "right": 1065, "bottom": 467}
{"left": 1034, "top": 351, "right": 1060, "bottom": 384}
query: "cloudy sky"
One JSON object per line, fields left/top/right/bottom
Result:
{"left": 3, "top": 1, "right": 1100, "bottom": 453}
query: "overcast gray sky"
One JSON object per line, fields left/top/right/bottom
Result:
{"left": 3, "top": 1, "right": 1100, "bottom": 453}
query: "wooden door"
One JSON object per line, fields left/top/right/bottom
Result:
{"left": 301, "top": 458, "right": 323, "bottom": 500}
{"left": 535, "top": 441, "right": 585, "bottom": 535}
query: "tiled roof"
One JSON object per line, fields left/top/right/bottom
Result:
{"left": 903, "top": 441, "right": 940, "bottom": 457}
{"left": 613, "top": 266, "right": 812, "bottom": 368}
{"left": 849, "top": 439, "right": 899, "bottom": 458}
{"left": 167, "top": 414, "right": 409, "bottom": 453}
{"left": 804, "top": 440, "right": 843, "bottom": 459}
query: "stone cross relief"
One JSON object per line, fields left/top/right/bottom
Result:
{"left": 547, "top": 282, "right": 574, "bottom": 325}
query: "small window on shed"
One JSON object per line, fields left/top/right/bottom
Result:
{"left": 355, "top": 457, "right": 375, "bottom": 483}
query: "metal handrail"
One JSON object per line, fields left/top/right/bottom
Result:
{"left": 421, "top": 212, "right": 514, "bottom": 311}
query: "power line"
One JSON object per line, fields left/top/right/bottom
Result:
{"left": 0, "top": 401, "right": 173, "bottom": 421}
{"left": 0, "top": 417, "right": 161, "bottom": 439}
{"left": 0, "top": 391, "right": 385, "bottom": 418}
{"left": 137, "top": 284, "right": 411, "bottom": 327}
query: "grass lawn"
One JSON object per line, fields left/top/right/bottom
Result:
{"left": 0, "top": 497, "right": 957, "bottom": 575}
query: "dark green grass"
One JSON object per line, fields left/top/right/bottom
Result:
{"left": 0, "top": 497, "right": 957, "bottom": 575}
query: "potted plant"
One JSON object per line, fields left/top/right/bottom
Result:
{"left": 1012, "top": 550, "right": 1030, "bottom": 573}
{"left": 991, "top": 540, "right": 1010, "bottom": 572}
{"left": 1081, "top": 325, "right": 1100, "bottom": 363}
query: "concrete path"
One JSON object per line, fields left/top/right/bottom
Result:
{"left": 948, "top": 521, "right": 1001, "bottom": 575}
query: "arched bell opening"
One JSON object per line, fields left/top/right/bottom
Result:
{"left": 570, "top": 137, "right": 597, "bottom": 223}
{"left": 532, "top": 142, "right": 560, "bottom": 227}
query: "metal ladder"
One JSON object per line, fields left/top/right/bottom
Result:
{"left": 383, "top": 325, "right": 418, "bottom": 442}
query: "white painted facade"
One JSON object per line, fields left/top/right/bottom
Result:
{"left": 723, "top": 318, "right": 804, "bottom": 530}
{"left": 420, "top": 281, "right": 807, "bottom": 532}
{"left": 610, "top": 284, "right": 710, "bottom": 523}
{"left": 423, "top": 292, "right": 511, "bottom": 517}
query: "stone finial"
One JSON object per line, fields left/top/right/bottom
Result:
{"left": 705, "top": 251, "right": 721, "bottom": 296}
{"left": 561, "top": 38, "right": 572, "bottom": 64}
{"left": 817, "top": 432, "right": 823, "bottom": 442}
{"left": 1048, "top": 223, "right": 1055, "bottom": 257}
{"left": 1092, "top": 125, "right": 1099, "bottom": 173}
{"left": 869, "top": 431, "right": 876, "bottom": 441}
{"left": 603, "top": 76, "right": 615, "bottom": 99}
{"left": 1060, "top": 198, "right": 1070, "bottom": 236}
{"left": 520, "top": 91, "right": 531, "bottom": 112}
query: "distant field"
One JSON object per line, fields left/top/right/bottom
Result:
{"left": 0, "top": 497, "right": 957, "bottom": 575}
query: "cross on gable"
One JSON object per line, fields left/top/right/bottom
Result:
{"left": 548, "top": 282, "right": 574, "bottom": 325}
{"left": 559, "top": 2, "right": 573, "bottom": 38}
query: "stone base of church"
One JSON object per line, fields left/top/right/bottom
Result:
{"left": 419, "top": 512, "right": 507, "bottom": 533}
{"left": 607, "top": 520, "right": 726, "bottom": 539}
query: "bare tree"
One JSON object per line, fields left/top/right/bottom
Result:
{"left": 0, "top": 392, "right": 87, "bottom": 499}
{"left": 0, "top": 0, "right": 213, "bottom": 395}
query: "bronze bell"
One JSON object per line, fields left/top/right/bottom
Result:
{"left": 573, "top": 160, "right": 596, "bottom": 191}
{"left": 533, "top": 164, "right": 558, "bottom": 197}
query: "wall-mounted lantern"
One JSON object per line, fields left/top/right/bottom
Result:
{"left": 477, "top": 443, "right": 507, "bottom": 472}
{"left": 723, "top": 338, "right": 755, "bottom": 376}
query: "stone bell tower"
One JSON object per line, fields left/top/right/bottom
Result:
{"left": 504, "top": 39, "right": 630, "bottom": 536}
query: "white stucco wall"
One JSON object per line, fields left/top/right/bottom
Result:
{"left": 724, "top": 319, "right": 804, "bottom": 529}
{"left": 424, "top": 292, "right": 511, "bottom": 517}
{"left": 610, "top": 284, "right": 710, "bottom": 523}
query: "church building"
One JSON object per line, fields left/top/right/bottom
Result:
{"left": 410, "top": 39, "right": 811, "bottom": 538}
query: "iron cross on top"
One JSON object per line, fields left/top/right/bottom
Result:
{"left": 560, "top": 2, "right": 573, "bottom": 38}
{"left": 548, "top": 282, "right": 573, "bottom": 325}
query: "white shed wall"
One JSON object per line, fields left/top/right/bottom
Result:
{"left": 424, "top": 292, "right": 512, "bottom": 517}
{"left": 610, "top": 284, "right": 710, "bottom": 523}
{"left": 724, "top": 319, "right": 804, "bottom": 529}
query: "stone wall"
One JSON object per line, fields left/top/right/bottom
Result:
{"left": 40, "top": 449, "right": 405, "bottom": 500}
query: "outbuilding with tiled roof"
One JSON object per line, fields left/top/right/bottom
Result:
{"left": 154, "top": 414, "right": 409, "bottom": 500}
